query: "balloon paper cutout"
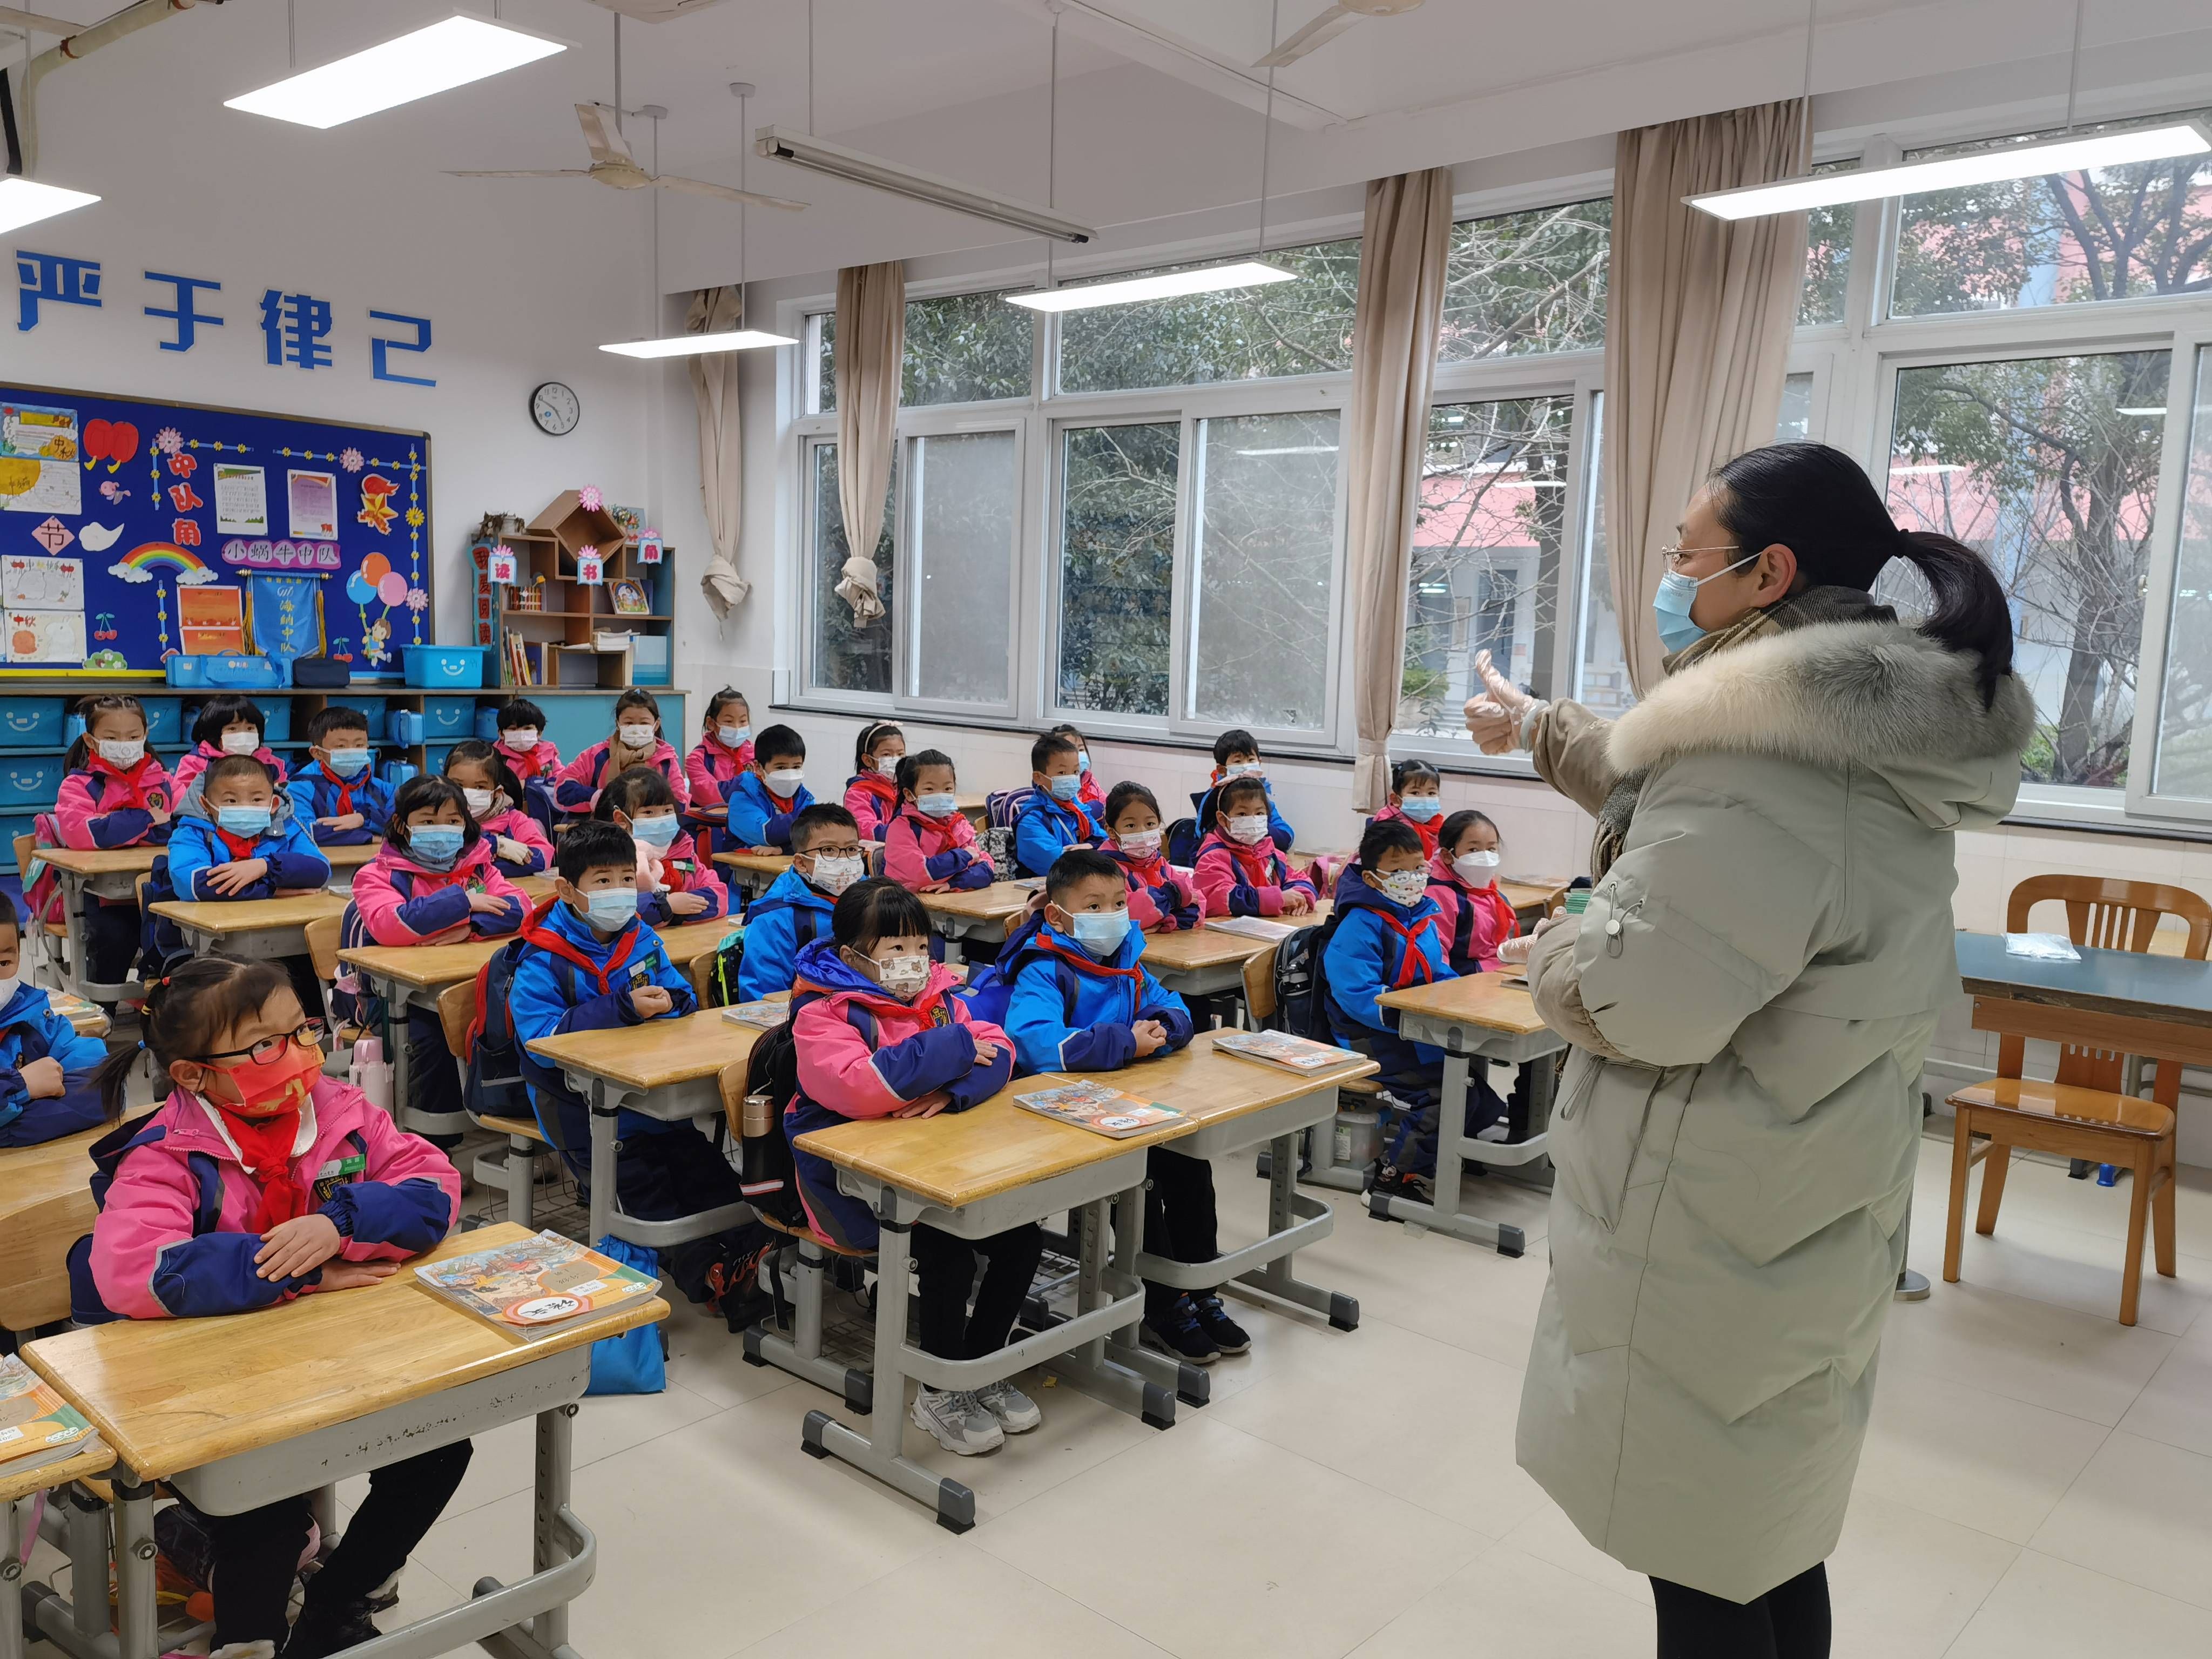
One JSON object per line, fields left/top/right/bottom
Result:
{"left": 361, "top": 552, "right": 390, "bottom": 583}
{"left": 377, "top": 571, "right": 408, "bottom": 605}
{"left": 346, "top": 571, "right": 376, "bottom": 604}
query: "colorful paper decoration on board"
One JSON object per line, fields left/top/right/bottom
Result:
{"left": 488, "top": 544, "right": 518, "bottom": 585}
{"left": 356, "top": 474, "right": 399, "bottom": 533}
{"left": 576, "top": 547, "right": 604, "bottom": 586}
{"left": 220, "top": 537, "right": 342, "bottom": 570}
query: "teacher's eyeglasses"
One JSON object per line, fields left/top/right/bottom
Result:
{"left": 1659, "top": 542, "right": 1744, "bottom": 573}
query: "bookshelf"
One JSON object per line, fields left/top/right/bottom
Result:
{"left": 492, "top": 491, "right": 674, "bottom": 690}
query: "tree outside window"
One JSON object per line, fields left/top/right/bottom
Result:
{"left": 1438, "top": 200, "right": 1609, "bottom": 362}
{"left": 1057, "top": 423, "right": 1178, "bottom": 716}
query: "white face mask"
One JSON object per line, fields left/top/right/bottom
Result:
{"left": 462, "top": 787, "right": 496, "bottom": 818}
{"left": 0, "top": 975, "right": 19, "bottom": 1008}
{"left": 1454, "top": 849, "right": 1501, "bottom": 884}
{"left": 718, "top": 724, "right": 750, "bottom": 748}
{"left": 1225, "top": 761, "right": 1263, "bottom": 779}
{"left": 1226, "top": 814, "right": 1269, "bottom": 845}
{"left": 1377, "top": 868, "right": 1429, "bottom": 907}
{"left": 617, "top": 723, "right": 658, "bottom": 751}
{"left": 96, "top": 737, "right": 145, "bottom": 767}
{"left": 504, "top": 729, "right": 539, "bottom": 752}
{"left": 875, "top": 954, "right": 932, "bottom": 1000}
{"left": 764, "top": 767, "right": 805, "bottom": 799}
{"left": 1116, "top": 828, "right": 1162, "bottom": 859}
{"left": 876, "top": 755, "right": 903, "bottom": 779}
{"left": 220, "top": 730, "right": 260, "bottom": 755}
{"left": 807, "top": 853, "right": 862, "bottom": 894}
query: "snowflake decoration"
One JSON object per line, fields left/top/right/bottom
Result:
{"left": 154, "top": 427, "right": 183, "bottom": 456}
{"left": 577, "top": 485, "right": 604, "bottom": 514}
{"left": 404, "top": 505, "right": 424, "bottom": 529}
{"left": 404, "top": 586, "right": 429, "bottom": 613}
{"left": 338, "top": 447, "right": 364, "bottom": 473}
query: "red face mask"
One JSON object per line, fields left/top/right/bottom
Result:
{"left": 197, "top": 1036, "right": 323, "bottom": 1229}
{"left": 204, "top": 1036, "right": 322, "bottom": 1118}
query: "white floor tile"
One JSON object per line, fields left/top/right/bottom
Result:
{"left": 2116, "top": 1319, "right": 2212, "bottom": 1457}
{"left": 1496, "top": 1499, "right": 1654, "bottom": 1606}
{"left": 1347, "top": 1542, "right": 1651, "bottom": 1657}
{"left": 1822, "top": 1489, "right": 2019, "bottom": 1658}
{"left": 1877, "top": 1278, "right": 2175, "bottom": 1425}
{"left": 2028, "top": 1430, "right": 2212, "bottom": 1610}
{"left": 1947, "top": 1550, "right": 2212, "bottom": 1659}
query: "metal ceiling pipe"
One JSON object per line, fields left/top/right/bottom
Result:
{"left": 14, "top": 0, "right": 214, "bottom": 177}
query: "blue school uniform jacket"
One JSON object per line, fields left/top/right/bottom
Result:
{"left": 159, "top": 801, "right": 332, "bottom": 902}
{"left": 1321, "top": 874, "right": 1455, "bottom": 1073}
{"left": 0, "top": 980, "right": 108, "bottom": 1147}
{"left": 734, "top": 867, "right": 833, "bottom": 1002}
{"left": 1003, "top": 912, "right": 1195, "bottom": 1074}
{"left": 725, "top": 771, "right": 814, "bottom": 851}
{"left": 1190, "top": 778, "right": 1295, "bottom": 852}
{"left": 1013, "top": 792, "right": 1104, "bottom": 879}
{"left": 510, "top": 900, "right": 697, "bottom": 1149}
{"left": 286, "top": 760, "right": 395, "bottom": 844}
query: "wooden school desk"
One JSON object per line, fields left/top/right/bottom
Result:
{"left": 790, "top": 1076, "right": 1182, "bottom": 1532}
{"left": 919, "top": 879, "right": 1039, "bottom": 963}
{"left": 21, "top": 1220, "right": 668, "bottom": 1659}
{"left": 524, "top": 1008, "right": 773, "bottom": 1250}
{"left": 339, "top": 914, "right": 733, "bottom": 1138}
{"left": 1956, "top": 930, "right": 2212, "bottom": 1085}
{"left": 1374, "top": 975, "right": 1564, "bottom": 1256}
{"left": 1139, "top": 906, "right": 1331, "bottom": 1000}
{"left": 0, "top": 1124, "right": 101, "bottom": 1336}
{"left": 148, "top": 891, "right": 347, "bottom": 965}
{"left": 713, "top": 849, "right": 791, "bottom": 899}
{"left": 1499, "top": 876, "right": 1570, "bottom": 925}
{"left": 2, "top": 1437, "right": 117, "bottom": 1659}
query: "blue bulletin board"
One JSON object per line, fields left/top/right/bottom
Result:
{"left": 0, "top": 382, "right": 431, "bottom": 676}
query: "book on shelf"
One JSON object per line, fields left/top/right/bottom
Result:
{"left": 1014, "top": 1079, "right": 1184, "bottom": 1139}
{"left": 0, "top": 1354, "right": 98, "bottom": 1475}
{"left": 415, "top": 1229, "right": 658, "bottom": 1343}
{"left": 720, "top": 1001, "right": 787, "bottom": 1030}
{"left": 1203, "top": 914, "right": 1297, "bottom": 942}
{"left": 1212, "top": 1029, "right": 1357, "bottom": 1074}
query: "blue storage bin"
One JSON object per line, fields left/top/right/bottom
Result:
{"left": 379, "top": 760, "right": 417, "bottom": 788}
{"left": 0, "top": 697, "right": 65, "bottom": 748}
{"left": 424, "top": 743, "right": 455, "bottom": 777}
{"left": 422, "top": 697, "right": 475, "bottom": 738}
{"left": 62, "top": 711, "right": 85, "bottom": 746}
{"left": 474, "top": 706, "right": 502, "bottom": 740}
{"left": 388, "top": 710, "right": 425, "bottom": 746}
{"left": 164, "top": 654, "right": 286, "bottom": 690}
{"left": 0, "top": 755, "right": 66, "bottom": 808}
{"left": 258, "top": 700, "right": 292, "bottom": 743}
{"left": 0, "top": 813, "right": 36, "bottom": 873}
{"left": 142, "top": 698, "right": 184, "bottom": 746}
{"left": 326, "top": 696, "right": 388, "bottom": 736}
{"left": 401, "top": 645, "right": 488, "bottom": 688}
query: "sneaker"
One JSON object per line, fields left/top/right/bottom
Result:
{"left": 281, "top": 1597, "right": 379, "bottom": 1658}
{"left": 1139, "top": 1295, "right": 1220, "bottom": 1364}
{"left": 911, "top": 1386, "right": 1004, "bottom": 1456}
{"left": 975, "top": 1377, "right": 1043, "bottom": 1434}
{"left": 1189, "top": 1293, "right": 1251, "bottom": 1355}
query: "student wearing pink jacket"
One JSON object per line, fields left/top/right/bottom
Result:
{"left": 75, "top": 957, "right": 468, "bottom": 1658}
{"left": 881, "top": 750, "right": 993, "bottom": 893}
{"left": 1192, "top": 777, "right": 1318, "bottom": 919}
{"left": 842, "top": 718, "right": 906, "bottom": 842}
{"left": 1424, "top": 809, "right": 1519, "bottom": 975}
{"left": 1096, "top": 782, "right": 1202, "bottom": 932}
{"left": 49, "top": 694, "right": 174, "bottom": 988}
{"left": 553, "top": 689, "right": 689, "bottom": 817}
{"left": 443, "top": 741, "right": 555, "bottom": 879}
{"left": 171, "top": 695, "right": 288, "bottom": 795}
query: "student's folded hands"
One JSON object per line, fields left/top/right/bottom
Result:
{"left": 205, "top": 857, "right": 270, "bottom": 894}
{"left": 17, "top": 1056, "right": 65, "bottom": 1098}
{"left": 628, "top": 984, "right": 674, "bottom": 1019}
{"left": 256, "top": 1212, "right": 343, "bottom": 1280}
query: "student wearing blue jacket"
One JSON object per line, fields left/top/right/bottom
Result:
{"left": 724, "top": 724, "right": 815, "bottom": 851}
{"left": 286, "top": 706, "right": 393, "bottom": 846}
{"left": 1013, "top": 731, "right": 1104, "bottom": 878}
{"left": 1189, "top": 727, "right": 1295, "bottom": 852}
{"left": 510, "top": 822, "right": 752, "bottom": 1243}
{"left": 734, "top": 805, "right": 861, "bottom": 1002}
{"left": 1323, "top": 818, "right": 1503, "bottom": 1194}
{"left": 0, "top": 904, "right": 107, "bottom": 1146}
{"left": 1003, "top": 848, "right": 1246, "bottom": 1365}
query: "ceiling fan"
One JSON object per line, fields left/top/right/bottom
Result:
{"left": 448, "top": 103, "right": 808, "bottom": 212}
{"left": 583, "top": 1, "right": 735, "bottom": 20}
{"left": 1256, "top": 0, "right": 1426, "bottom": 67}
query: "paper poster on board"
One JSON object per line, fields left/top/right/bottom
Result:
{"left": 214, "top": 463, "right": 270, "bottom": 535}
{"left": 4, "top": 609, "right": 86, "bottom": 663}
{"left": 3, "top": 554, "right": 83, "bottom": 610}
{"left": 0, "top": 403, "right": 83, "bottom": 517}
{"left": 287, "top": 469, "right": 338, "bottom": 538}
{"left": 177, "top": 584, "right": 245, "bottom": 655}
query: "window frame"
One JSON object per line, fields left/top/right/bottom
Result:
{"left": 2126, "top": 314, "right": 2212, "bottom": 824}
{"left": 893, "top": 411, "right": 1030, "bottom": 721}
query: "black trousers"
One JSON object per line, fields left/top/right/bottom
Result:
{"left": 911, "top": 1221, "right": 1043, "bottom": 1364}
{"left": 83, "top": 896, "right": 140, "bottom": 991}
{"left": 210, "top": 1440, "right": 473, "bottom": 1648}
{"left": 1142, "top": 1146, "right": 1220, "bottom": 1319}
{"left": 1651, "top": 1563, "right": 1830, "bottom": 1659}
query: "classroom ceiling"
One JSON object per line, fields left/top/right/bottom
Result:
{"left": 14, "top": 0, "right": 2212, "bottom": 288}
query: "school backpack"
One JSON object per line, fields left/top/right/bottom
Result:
{"left": 1164, "top": 815, "right": 1200, "bottom": 868}
{"left": 984, "top": 785, "right": 1037, "bottom": 831}
{"left": 733, "top": 1016, "right": 811, "bottom": 1231}
{"left": 702, "top": 927, "right": 746, "bottom": 1007}
{"left": 463, "top": 935, "right": 547, "bottom": 1138}
{"left": 1271, "top": 909, "right": 1347, "bottom": 1044}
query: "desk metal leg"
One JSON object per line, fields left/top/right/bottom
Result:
{"left": 1236, "top": 1132, "right": 1359, "bottom": 1331}
{"left": 1054, "top": 1192, "right": 1181, "bottom": 1425}
{"left": 1, "top": 1497, "right": 23, "bottom": 1659}
{"left": 1368, "top": 1053, "right": 1528, "bottom": 1257}
{"left": 586, "top": 1082, "right": 616, "bottom": 1246}
{"left": 113, "top": 1478, "right": 157, "bottom": 1659}
{"left": 56, "top": 871, "right": 89, "bottom": 1002}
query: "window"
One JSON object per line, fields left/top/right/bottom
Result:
{"left": 2151, "top": 346, "right": 2212, "bottom": 801}
{"left": 904, "top": 430, "right": 1019, "bottom": 706}
{"left": 1799, "top": 165, "right": 1857, "bottom": 325}
{"left": 1884, "top": 349, "right": 2171, "bottom": 788}
{"left": 1574, "top": 393, "right": 1634, "bottom": 715}
{"left": 1057, "top": 239, "right": 1361, "bottom": 394}
{"left": 809, "top": 292, "right": 1033, "bottom": 414}
{"left": 1437, "top": 199, "right": 1610, "bottom": 362}
{"left": 1891, "top": 117, "right": 2212, "bottom": 318}
{"left": 1186, "top": 411, "right": 1341, "bottom": 731}
{"left": 805, "top": 440, "right": 894, "bottom": 696}
{"left": 1399, "top": 396, "right": 1575, "bottom": 740}
{"left": 1777, "top": 371, "right": 1815, "bottom": 442}
{"left": 1056, "top": 423, "right": 1178, "bottom": 717}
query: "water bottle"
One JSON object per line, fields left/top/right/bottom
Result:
{"left": 350, "top": 1034, "right": 394, "bottom": 1115}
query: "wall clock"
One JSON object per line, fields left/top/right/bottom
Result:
{"left": 530, "top": 382, "right": 580, "bottom": 436}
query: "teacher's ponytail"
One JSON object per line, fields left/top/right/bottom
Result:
{"left": 1893, "top": 528, "right": 2013, "bottom": 708}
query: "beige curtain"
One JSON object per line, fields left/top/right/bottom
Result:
{"left": 687, "top": 286, "right": 749, "bottom": 617}
{"left": 833, "top": 260, "right": 905, "bottom": 624}
{"left": 1346, "top": 168, "right": 1455, "bottom": 812}
{"left": 1605, "top": 100, "right": 1809, "bottom": 694}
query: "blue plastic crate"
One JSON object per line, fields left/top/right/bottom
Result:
{"left": 421, "top": 697, "right": 476, "bottom": 738}
{"left": 424, "top": 743, "right": 455, "bottom": 777}
{"left": 258, "top": 700, "right": 293, "bottom": 743}
{"left": 387, "top": 710, "right": 425, "bottom": 746}
{"left": 0, "top": 813, "right": 36, "bottom": 874}
{"left": 401, "top": 645, "right": 488, "bottom": 689}
{"left": 0, "top": 697, "right": 65, "bottom": 748}
{"left": 141, "top": 698, "right": 184, "bottom": 746}
{"left": 474, "top": 706, "right": 502, "bottom": 741}
{"left": 326, "top": 696, "right": 389, "bottom": 737}
{"left": 0, "top": 755, "right": 66, "bottom": 808}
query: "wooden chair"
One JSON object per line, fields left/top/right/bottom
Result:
{"left": 436, "top": 980, "right": 550, "bottom": 1228}
{"left": 1944, "top": 875, "right": 2207, "bottom": 1325}
{"left": 15, "top": 832, "right": 70, "bottom": 982}
{"left": 0, "top": 1126, "right": 103, "bottom": 1335}
{"left": 718, "top": 1059, "right": 873, "bottom": 1412}
{"left": 1242, "top": 942, "right": 1382, "bottom": 1189}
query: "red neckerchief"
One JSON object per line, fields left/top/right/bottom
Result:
{"left": 520, "top": 895, "right": 642, "bottom": 993}
{"left": 1470, "top": 884, "right": 1519, "bottom": 949}
{"left": 899, "top": 804, "right": 970, "bottom": 853}
{"left": 1374, "top": 907, "right": 1445, "bottom": 990}
{"left": 320, "top": 762, "right": 364, "bottom": 817}
{"left": 1033, "top": 935, "right": 1145, "bottom": 1024}
{"left": 214, "top": 824, "right": 264, "bottom": 861}
{"left": 1385, "top": 808, "right": 1440, "bottom": 857}
{"left": 88, "top": 753, "right": 160, "bottom": 814}
{"left": 1213, "top": 833, "right": 1286, "bottom": 888}
{"left": 221, "top": 1104, "right": 309, "bottom": 1229}
{"left": 701, "top": 735, "right": 751, "bottom": 776}
{"left": 498, "top": 740, "right": 548, "bottom": 780}
{"left": 796, "top": 969, "right": 953, "bottom": 1029}
{"left": 1107, "top": 846, "right": 1170, "bottom": 885}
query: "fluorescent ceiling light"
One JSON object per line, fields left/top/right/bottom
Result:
{"left": 598, "top": 329, "right": 797, "bottom": 359}
{"left": 1007, "top": 261, "right": 1296, "bottom": 314}
{"left": 224, "top": 15, "right": 567, "bottom": 129}
{"left": 1891, "top": 463, "right": 1964, "bottom": 474}
{"left": 1687, "top": 119, "right": 2212, "bottom": 220}
{"left": 756, "top": 124, "right": 1094, "bottom": 244}
{"left": 0, "top": 177, "right": 98, "bottom": 233}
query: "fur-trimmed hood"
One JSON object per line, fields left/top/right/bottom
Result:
{"left": 1608, "top": 619, "right": 2035, "bottom": 831}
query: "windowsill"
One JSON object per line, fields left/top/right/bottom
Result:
{"left": 1996, "top": 812, "right": 2212, "bottom": 846}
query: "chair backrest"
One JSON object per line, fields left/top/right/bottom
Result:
{"left": 2001, "top": 874, "right": 2212, "bottom": 1091}
{"left": 436, "top": 979, "right": 476, "bottom": 1060}
{"left": 304, "top": 913, "right": 345, "bottom": 983}
{"left": 717, "top": 1057, "right": 749, "bottom": 1139}
{"left": 1242, "top": 943, "right": 1279, "bottom": 1024}
{"left": 11, "top": 833, "right": 31, "bottom": 879}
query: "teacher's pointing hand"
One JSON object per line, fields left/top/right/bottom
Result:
{"left": 1463, "top": 651, "right": 1536, "bottom": 755}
